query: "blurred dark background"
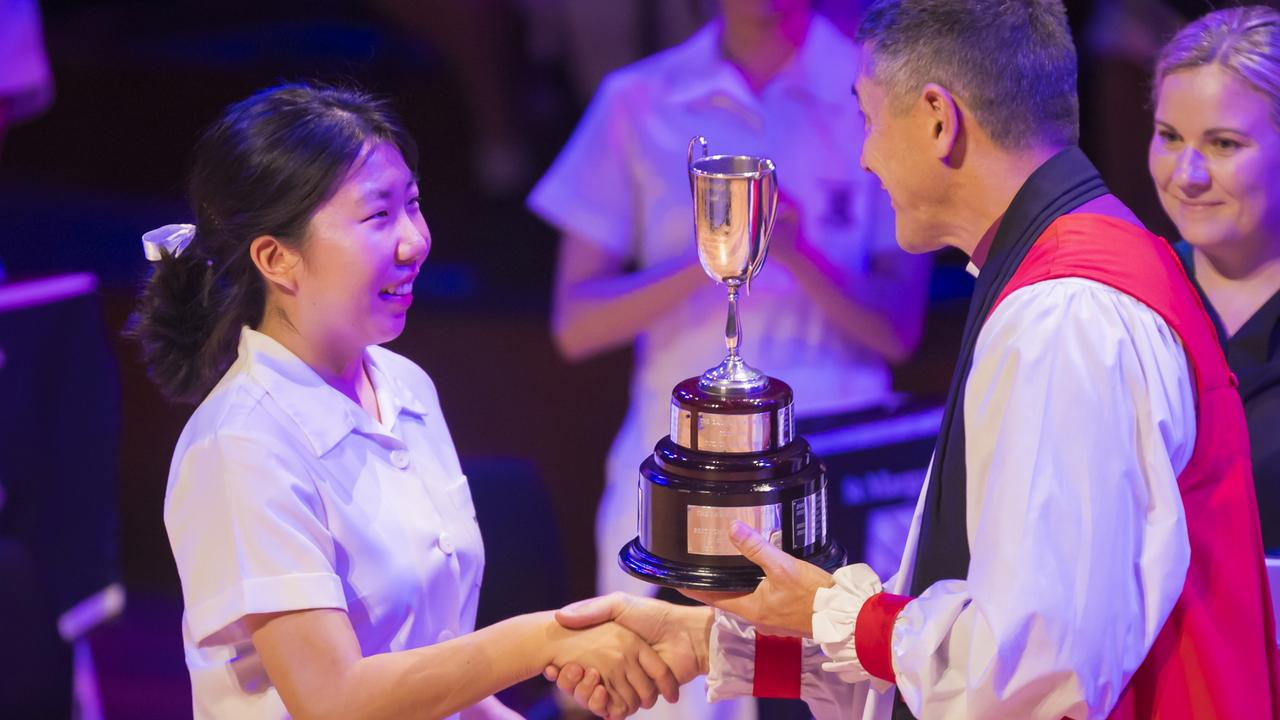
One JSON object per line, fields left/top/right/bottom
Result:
{"left": 0, "top": 0, "right": 1242, "bottom": 717}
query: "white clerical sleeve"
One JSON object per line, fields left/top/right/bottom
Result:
{"left": 887, "top": 277, "right": 1195, "bottom": 719}
{"left": 707, "top": 610, "right": 858, "bottom": 720}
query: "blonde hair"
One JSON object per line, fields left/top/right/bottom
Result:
{"left": 1154, "top": 5, "right": 1280, "bottom": 128}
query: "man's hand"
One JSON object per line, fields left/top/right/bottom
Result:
{"left": 544, "top": 594, "right": 712, "bottom": 717}
{"left": 682, "top": 521, "right": 835, "bottom": 637}
{"left": 545, "top": 618, "right": 677, "bottom": 719}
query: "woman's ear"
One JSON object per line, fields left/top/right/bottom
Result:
{"left": 920, "top": 82, "right": 964, "bottom": 167}
{"left": 248, "top": 235, "right": 302, "bottom": 294}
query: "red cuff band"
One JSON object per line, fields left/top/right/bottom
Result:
{"left": 753, "top": 633, "right": 802, "bottom": 699}
{"left": 854, "top": 592, "right": 913, "bottom": 683}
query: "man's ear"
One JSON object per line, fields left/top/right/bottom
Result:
{"left": 920, "top": 83, "right": 964, "bottom": 167}
{"left": 248, "top": 235, "right": 302, "bottom": 294}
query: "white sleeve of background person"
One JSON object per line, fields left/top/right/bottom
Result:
{"left": 525, "top": 73, "right": 637, "bottom": 258}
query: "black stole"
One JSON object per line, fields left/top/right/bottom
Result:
{"left": 891, "top": 147, "right": 1108, "bottom": 720}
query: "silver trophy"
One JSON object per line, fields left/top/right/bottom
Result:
{"left": 688, "top": 136, "right": 779, "bottom": 394}
{"left": 618, "top": 137, "right": 842, "bottom": 590}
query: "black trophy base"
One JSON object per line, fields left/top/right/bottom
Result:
{"left": 619, "top": 538, "right": 847, "bottom": 592}
{"left": 627, "top": 434, "right": 843, "bottom": 591}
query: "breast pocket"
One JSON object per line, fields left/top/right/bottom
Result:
{"left": 446, "top": 474, "right": 477, "bottom": 521}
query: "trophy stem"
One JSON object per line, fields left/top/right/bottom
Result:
{"left": 699, "top": 284, "right": 768, "bottom": 394}
{"left": 725, "top": 285, "right": 742, "bottom": 361}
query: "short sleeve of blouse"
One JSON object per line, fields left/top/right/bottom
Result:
{"left": 526, "top": 73, "right": 637, "bottom": 259}
{"left": 164, "top": 431, "right": 346, "bottom": 646}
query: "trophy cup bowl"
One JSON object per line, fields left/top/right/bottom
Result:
{"left": 687, "top": 135, "right": 775, "bottom": 394}
{"left": 618, "top": 137, "right": 846, "bottom": 591}
{"left": 691, "top": 153, "right": 772, "bottom": 288}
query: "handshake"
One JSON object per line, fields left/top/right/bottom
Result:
{"left": 541, "top": 593, "right": 711, "bottom": 719}
{"left": 539, "top": 521, "right": 838, "bottom": 719}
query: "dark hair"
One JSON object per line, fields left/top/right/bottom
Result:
{"left": 856, "top": 0, "right": 1079, "bottom": 150}
{"left": 129, "top": 82, "right": 419, "bottom": 403}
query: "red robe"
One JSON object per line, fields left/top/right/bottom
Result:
{"left": 992, "top": 213, "right": 1280, "bottom": 718}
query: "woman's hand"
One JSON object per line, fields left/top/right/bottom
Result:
{"left": 544, "top": 594, "right": 713, "bottom": 718}
{"left": 545, "top": 619, "right": 679, "bottom": 719}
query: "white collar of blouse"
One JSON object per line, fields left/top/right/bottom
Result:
{"left": 661, "top": 14, "right": 857, "bottom": 111}
{"left": 232, "top": 327, "right": 430, "bottom": 456}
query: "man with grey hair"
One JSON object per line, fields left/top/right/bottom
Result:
{"left": 546, "top": 1, "right": 1280, "bottom": 718}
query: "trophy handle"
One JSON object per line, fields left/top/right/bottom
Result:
{"left": 688, "top": 136, "right": 710, "bottom": 195}
{"left": 746, "top": 157, "right": 778, "bottom": 296}
{"left": 687, "top": 136, "right": 710, "bottom": 170}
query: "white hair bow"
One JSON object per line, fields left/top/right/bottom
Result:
{"left": 141, "top": 223, "right": 197, "bottom": 261}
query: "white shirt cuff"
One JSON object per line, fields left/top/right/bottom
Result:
{"left": 706, "top": 610, "right": 756, "bottom": 702}
{"left": 812, "top": 563, "right": 885, "bottom": 684}
{"left": 707, "top": 608, "right": 866, "bottom": 718}
{"left": 706, "top": 609, "right": 855, "bottom": 701}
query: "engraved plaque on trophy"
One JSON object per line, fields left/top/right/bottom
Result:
{"left": 619, "top": 137, "right": 846, "bottom": 591}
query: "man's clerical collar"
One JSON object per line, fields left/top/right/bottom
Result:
{"left": 965, "top": 214, "right": 1004, "bottom": 277}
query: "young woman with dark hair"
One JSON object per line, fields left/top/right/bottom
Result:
{"left": 131, "top": 82, "right": 684, "bottom": 720}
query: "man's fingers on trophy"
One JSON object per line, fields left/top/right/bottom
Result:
{"left": 728, "top": 521, "right": 790, "bottom": 573}
{"left": 557, "top": 593, "right": 629, "bottom": 629}
{"left": 544, "top": 664, "right": 559, "bottom": 682}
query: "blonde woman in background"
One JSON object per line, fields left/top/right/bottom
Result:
{"left": 1149, "top": 5, "right": 1280, "bottom": 553}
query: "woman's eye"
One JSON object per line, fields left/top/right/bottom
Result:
{"left": 1157, "top": 129, "right": 1180, "bottom": 144}
{"left": 363, "top": 210, "right": 390, "bottom": 223}
{"left": 407, "top": 196, "right": 421, "bottom": 209}
{"left": 1211, "top": 137, "right": 1243, "bottom": 152}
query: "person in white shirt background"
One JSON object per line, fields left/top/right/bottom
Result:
{"left": 129, "top": 82, "right": 686, "bottom": 720}
{"left": 527, "top": 1, "right": 929, "bottom": 712}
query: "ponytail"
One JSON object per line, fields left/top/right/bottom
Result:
{"left": 129, "top": 229, "right": 263, "bottom": 403}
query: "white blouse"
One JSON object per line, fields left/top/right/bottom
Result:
{"left": 707, "top": 277, "right": 1196, "bottom": 720}
{"left": 164, "top": 328, "right": 484, "bottom": 720}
